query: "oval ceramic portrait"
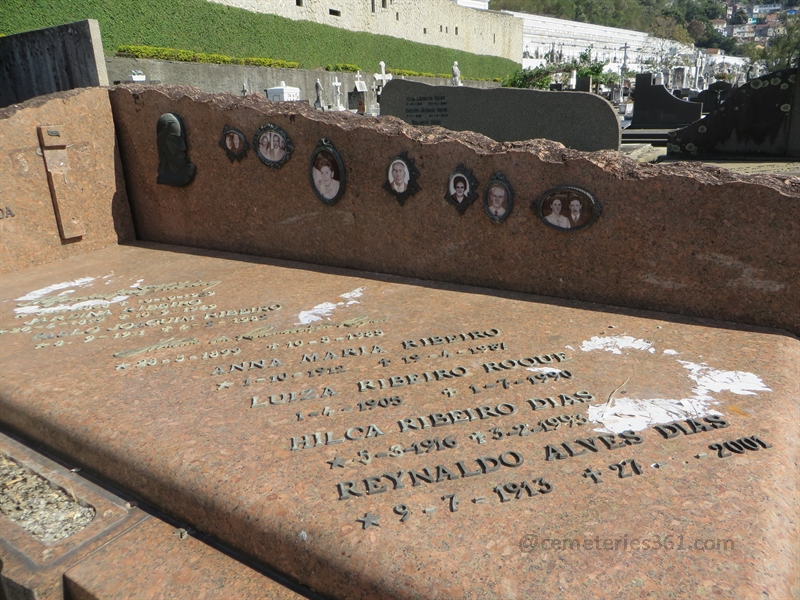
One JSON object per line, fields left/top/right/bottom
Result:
{"left": 383, "top": 152, "right": 421, "bottom": 206}
{"left": 445, "top": 164, "right": 479, "bottom": 215}
{"left": 532, "top": 186, "right": 601, "bottom": 232}
{"left": 483, "top": 172, "right": 513, "bottom": 223}
{"left": 310, "top": 139, "right": 345, "bottom": 206}
{"left": 253, "top": 123, "right": 293, "bottom": 168}
{"left": 218, "top": 125, "right": 249, "bottom": 163}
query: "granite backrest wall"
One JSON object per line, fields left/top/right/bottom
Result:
{"left": 108, "top": 85, "right": 799, "bottom": 334}
{"left": 0, "top": 87, "right": 134, "bottom": 274}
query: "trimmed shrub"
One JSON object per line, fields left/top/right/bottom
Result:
{"left": 0, "top": 0, "right": 518, "bottom": 79}
{"left": 325, "top": 63, "right": 361, "bottom": 72}
{"left": 116, "top": 45, "right": 298, "bottom": 68}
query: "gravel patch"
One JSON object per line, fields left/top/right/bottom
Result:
{"left": 0, "top": 453, "right": 95, "bottom": 541}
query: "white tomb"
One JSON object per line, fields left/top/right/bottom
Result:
{"left": 265, "top": 81, "right": 301, "bottom": 102}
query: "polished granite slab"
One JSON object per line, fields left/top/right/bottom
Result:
{"left": 1, "top": 242, "right": 797, "bottom": 599}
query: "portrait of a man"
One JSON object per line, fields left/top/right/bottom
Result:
{"left": 218, "top": 125, "right": 248, "bottom": 163}
{"left": 226, "top": 132, "right": 241, "bottom": 152}
{"left": 487, "top": 185, "right": 507, "bottom": 217}
{"left": 482, "top": 172, "right": 513, "bottom": 223}
{"left": 533, "top": 186, "right": 600, "bottom": 231}
{"left": 253, "top": 123, "right": 293, "bottom": 168}
{"left": 568, "top": 194, "right": 590, "bottom": 227}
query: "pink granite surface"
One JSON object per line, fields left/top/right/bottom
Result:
{"left": 108, "top": 85, "right": 800, "bottom": 334}
{"left": 0, "top": 88, "right": 134, "bottom": 274}
{"left": 0, "top": 243, "right": 797, "bottom": 599}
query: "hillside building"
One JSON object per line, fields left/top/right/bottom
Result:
{"left": 205, "top": 0, "right": 523, "bottom": 62}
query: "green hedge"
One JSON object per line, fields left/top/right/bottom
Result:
{"left": 117, "top": 45, "right": 298, "bottom": 68}
{"left": 0, "top": 0, "right": 518, "bottom": 80}
{"left": 325, "top": 63, "right": 361, "bottom": 73}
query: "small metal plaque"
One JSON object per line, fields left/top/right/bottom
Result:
{"left": 37, "top": 125, "right": 69, "bottom": 148}
{"left": 253, "top": 123, "right": 292, "bottom": 168}
{"left": 483, "top": 172, "right": 513, "bottom": 223}
{"left": 445, "top": 163, "right": 479, "bottom": 215}
{"left": 383, "top": 152, "right": 421, "bottom": 206}
{"left": 310, "top": 139, "right": 345, "bottom": 206}
{"left": 218, "top": 126, "right": 249, "bottom": 163}
{"left": 532, "top": 186, "right": 601, "bottom": 231}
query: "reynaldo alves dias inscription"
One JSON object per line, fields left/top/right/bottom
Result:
{"left": 0, "top": 245, "right": 797, "bottom": 599}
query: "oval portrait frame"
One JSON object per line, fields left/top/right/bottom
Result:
{"left": 309, "top": 139, "right": 346, "bottom": 206}
{"left": 532, "top": 185, "right": 601, "bottom": 232}
{"left": 218, "top": 125, "right": 249, "bottom": 163}
{"left": 483, "top": 172, "right": 513, "bottom": 223}
{"left": 253, "top": 123, "right": 293, "bottom": 169}
{"left": 445, "top": 163, "right": 479, "bottom": 215}
{"left": 383, "top": 151, "right": 421, "bottom": 206}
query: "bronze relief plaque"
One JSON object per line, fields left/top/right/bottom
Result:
{"left": 218, "top": 126, "right": 249, "bottom": 163}
{"left": 310, "top": 139, "right": 345, "bottom": 205}
{"left": 533, "top": 186, "right": 601, "bottom": 231}
{"left": 156, "top": 113, "right": 196, "bottom": 187}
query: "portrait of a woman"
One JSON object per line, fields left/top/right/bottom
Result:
{"left": 450, "top": 175, "right": 469, "bottom": 204}
{"left": 544, "top": 195, "right": 570, "bottom": 229}
{"left": 313, "top": 152, "right": 340, "bottom": 200}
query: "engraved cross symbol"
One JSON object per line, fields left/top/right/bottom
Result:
{"left": 582, "top": 467, "right": 603, "bottom": 484}
{"left": 115, "top": 363, "right": 131, "bottom": 370}
{"left": 217, "top": 381, "right": 233, "bottom": 390}
{"left": 442, "top": 388, "right": 457, "bottom": 398}
{"left": 470, "top": 432, "right": 487, "bottom": 445}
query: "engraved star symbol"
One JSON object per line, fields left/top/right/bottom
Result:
{"left": 327, "top": 456, "right": 347, "bottom": 469}
{"left": 161, "top": 326, "right": 173, "bottom": 332}
{"left": 582, "top": 468, "right": 603, "bottom": 484}
{"left": 356, "top": 513, "right": 380, "bottom": 530}
{"left": 217, "top": 381, "right": 233, "bottom": 390}
{"left": 470, "top": 432, "right": 487, "bottom": 444}
{"left": 115, "top": 363, "right": 131, "bottom": 370}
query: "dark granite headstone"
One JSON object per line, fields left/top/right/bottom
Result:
{"left": 629, "top": 73, "right": 702, "bottom": 129}
{"left": 696, "top": 80, "right": 734, "bottom": 113}
{"left": 575, "top": 76, "right": 592, "bottom": 92}
{"left": 0, "top": 20, "right": 108, "bottom": 109}
{"left": 380, "top": 79, "right": 620, "bottom": 151}
{"left": 668, "top": 67, "right": 799, "bottom": 158}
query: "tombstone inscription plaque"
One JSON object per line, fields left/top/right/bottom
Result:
{"left": 0, "top": 244, "right": 797, "bottom": 599}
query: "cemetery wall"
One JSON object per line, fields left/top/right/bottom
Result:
{"left": 0, "top": 88, "right": 135, "bottom": 274}
{"left": 206, "top": 0, "right": 523, "bottom": 63}
{"left": 106, "top": 57, "right": 501, "bottom": 101}
{"left": 108, "top": 85, "right": 800, "bottom": 334}
{"left": 0, "top": 20, "right": 108, "bottom": 109}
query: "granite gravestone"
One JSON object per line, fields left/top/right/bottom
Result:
{"left": 696, "top": 80, "right": 734, "bottom": 113}
{"left": 0, "top": 20, "right": 108, "bottom": 109}
{"left": 0, "top": 246, "right": 797, "bottom": 599}
{"left": 668, "top": 68, "right": 799, "bottom": 158}
{"left": 629, "top": 73, "right": 702, "bottom": 129}
{"left": 380, "top": 79, "right": 621, "bottom": 151}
